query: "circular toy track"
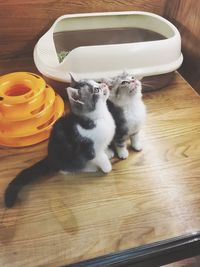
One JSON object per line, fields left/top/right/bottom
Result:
{"left": 0, "top": 72, "right": 65, "bottom": 147}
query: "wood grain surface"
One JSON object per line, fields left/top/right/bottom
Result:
{"left": 0, "top": 57, "right": 38, "bottom": 75}
{"left": 0, "top": 0, "right": 167, "bottom": 59}
{"left": 0, "top": 71, "right": 200, "bottom": 266}
{"left": 164, "top": 0, "right": 200, "bottom": 93}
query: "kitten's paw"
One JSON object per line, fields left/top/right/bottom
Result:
{"left": 130, "top": 133, "right": 142, "bottom": 152}
{"left": 101, "top": 162, "right": 112, "bottom": 173}
{"left": 117, "top": 148, "right": 129, "bottom": 159}
{"left": 132, "top": 143, "right": 142, "bottom": 152}
{"left": 106, "top": 148, "right": 115, "bottom": 159}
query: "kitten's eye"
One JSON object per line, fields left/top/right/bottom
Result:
{"left": 94, "top": 87, "right": 100, "bottom": 93}
{"left": 121, "top": 81, "right": 129, "bottom": 85}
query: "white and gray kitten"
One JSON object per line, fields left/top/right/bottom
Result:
{"left": 103, "top": 72, "right": 146, "bottom": 159}
{"left": 4, "top": 78, "right": 115, "bottom": 208}
{"left": 67, "top": 78, "right": 115, "bottom": 173}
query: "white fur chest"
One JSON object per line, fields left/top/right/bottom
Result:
{"left": 124, "top": 99, "right": 146, "bottom": 135}
{"left": 77, "top": 106, "right": 115, "bottom": 152}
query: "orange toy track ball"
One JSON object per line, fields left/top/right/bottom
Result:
{"left": 0, "top": 72, "right": 65, "bottom": 147}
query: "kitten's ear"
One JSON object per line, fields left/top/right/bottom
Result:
{"left": 69, "top": 72, "right": 77, "bottom": 87}
{"left": 67, "top": 87, "right": 84, "bottom": 106}
{"left": 99, "top": 78, "right": 113, "bottom": 88}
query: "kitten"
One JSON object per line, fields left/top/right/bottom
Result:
{"left": 103, "top": 72, "right": 146, "bottom": 159}
{"left": 4, "top": 79, "right": 115, "bottom": 208}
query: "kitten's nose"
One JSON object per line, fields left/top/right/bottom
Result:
{"left": 131, "top": 79, "right": 137, "bottom": 88}
{"left": 101, "top": 83, "right": 109, "bottom": 92}
{"left": 101, "top": 83, "right": 109, "bottom": 95}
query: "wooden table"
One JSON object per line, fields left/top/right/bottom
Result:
{"left": 0, "top": 64, "right": 200, "bottom": 266}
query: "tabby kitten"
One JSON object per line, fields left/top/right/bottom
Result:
{"left": 4, "top": 79, "right": 115, "bottom": 208}
{"left": 104, "top": 72, "right": 146, "bottom": 159}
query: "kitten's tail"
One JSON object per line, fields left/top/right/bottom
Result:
{"left": 4, "top": 157, "right": 56, "bottom": 208}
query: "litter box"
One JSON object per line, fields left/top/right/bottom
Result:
{"left": 33, "top": 11, "right": 183, "bottom": 94}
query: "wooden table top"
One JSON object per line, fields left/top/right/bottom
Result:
{"left": 0, "top": 70, "right": 200, "bottom": 266}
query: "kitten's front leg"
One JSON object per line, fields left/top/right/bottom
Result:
{"left": 105, "top": 147, "right": 114, "bottom": 159}
{"left": 130, "top": 132, "right": 142, "bottom": 151}
{"left": 115, "top": 141, "right": 129, "bottom": 159}
{"left": 92, "top": 152, "right": 112, "bottom": 173}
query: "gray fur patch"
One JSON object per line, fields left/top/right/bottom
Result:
{"left": 69, "top": 80, "right": 101, "bottom": 113}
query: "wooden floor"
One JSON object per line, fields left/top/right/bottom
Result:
{"left": 1, "top": 71, "right": 200, "bottom": 266}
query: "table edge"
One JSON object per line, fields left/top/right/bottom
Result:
{"left": 65, "top": 231, "right": 200, "bottom": 267}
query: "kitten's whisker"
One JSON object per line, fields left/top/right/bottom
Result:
{"left": 141, "top": 83, "right": 155, "bottom": 89}
{"left": 141, "top": 82, "right": 155, "bottom": 87}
